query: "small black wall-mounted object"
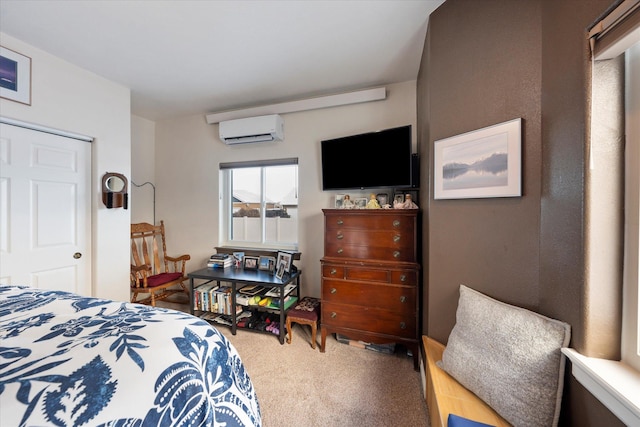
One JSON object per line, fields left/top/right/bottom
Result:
{"left": 410, "top": 153, "right": 420, "bottom": 188}
{"left": 102, "top": 172, "right": 128, "bottom": 209}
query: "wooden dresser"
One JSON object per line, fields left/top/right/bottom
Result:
{"left": 320, "top": 209, "right": 420, "bottom": 369}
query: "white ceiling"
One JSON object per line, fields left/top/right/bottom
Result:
{"left": 0, "top": 0, "right": 444, "bottom": 122}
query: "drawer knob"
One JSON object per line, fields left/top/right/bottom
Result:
{"left": 393, "top": 235, "right": 401, "bottom": 242}
{"left": 393, "top": 251, "right": 400, "bottom": 258}
{"left": 331, "top": 312, "right": 337, "bottom": 319}
{"left": 337, "top": 233, "right": 344, "bottom": 240}
{"left": 337, "top": 219, "right": 343, "bottom": 225}
{"left": 400, "top": 322, "right": 406, "bottom": 329}
{"left": 400, "top": 295, "right": 406, "bottom": 303}
{"left": 330, "top": 268, "right": 337, "bottom": 275}
{"left": 337, "top": 248, "right": 344, "bottom": 254}
{"left": 400, "top": 274, "right": 406, "bottom": 282}
{"left": 331, "top": 287, "right": 337, "bottom": 294}
{"left": 393, "top": 219, "right": 400, "bottom": 227}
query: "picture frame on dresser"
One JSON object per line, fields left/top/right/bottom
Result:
{"left": 376, "top": 193, "right": 389, "bottom": 206}
{"left": 243, "top": 256, "right": 259, "bottom": 270}
{"left": 276, "top": 251, "right": 292, "bottom": 273}
{"left": 275, "top": 261, "right": 286, "bottom": 280}
{"left": 258, "top": 256, "right": 276, "bottom": 272}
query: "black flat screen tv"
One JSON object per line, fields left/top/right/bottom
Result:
{"left": 321, "top": 125, "right": 412, "bottom": 190}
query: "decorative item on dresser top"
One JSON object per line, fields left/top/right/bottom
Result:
{"left": 320, "top": 209, "right": 421, "bottom": 370}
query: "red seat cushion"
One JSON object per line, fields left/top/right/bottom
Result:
{"left": 287, "top": 297, "right": 320, "bottom": 321}
{"left": 144, "top": 272, "right": 183, "bottom": 288}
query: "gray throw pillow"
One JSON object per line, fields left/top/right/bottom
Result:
{"left": 441, "top": 285, "right": 571, "bottom": 427}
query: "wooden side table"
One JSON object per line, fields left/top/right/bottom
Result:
{"left": 286, "top": 297, "right": 321, "bottom": 349}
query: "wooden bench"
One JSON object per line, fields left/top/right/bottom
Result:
{"left": 423, "top": 336, "right": 511, "bottom": 427}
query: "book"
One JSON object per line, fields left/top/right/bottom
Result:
{"left": 194, "top": 282, "right": 218, "bottom": 310}
{"left": 207, "top": 258, "right": 233, "bottom": 268}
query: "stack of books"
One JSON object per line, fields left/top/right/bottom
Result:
{"left": 207, "top": 253, "right": 233, "bottom": 268}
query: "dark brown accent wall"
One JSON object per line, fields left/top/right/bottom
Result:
{"left": 418, "top": 0, "right": 624, "bottom": 426}
{"left": 421, "top": 0, "right": 543, "bottom": 343}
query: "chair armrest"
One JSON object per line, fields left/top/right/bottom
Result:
{"left": 165, "top": 254, "right": 190, "bottom": 274}
{"left": 131, "top": 264, "right": 152, "bottom": 274}
{"left": 165, "top": 254, "right": 191, "bottom": 263}
{"left": 130, "top": 264, "right": 152, "bottom": 287}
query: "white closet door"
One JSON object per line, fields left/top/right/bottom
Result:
{"left": 0, "top": 123, "right": 91, "bottom": 295}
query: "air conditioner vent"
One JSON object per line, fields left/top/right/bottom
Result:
{"left": 219, "top": 114, "right": 284, "bottom": 145}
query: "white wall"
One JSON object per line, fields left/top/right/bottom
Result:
{"left": 131, "top": 115, "right": 156, "bottom": 224}
{"left": 154, "top": 81, "right": 418, "bottom": 297}
{"left": 0, "top": 33, "right": 131, "bottom": 301}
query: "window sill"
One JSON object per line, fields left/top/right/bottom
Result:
{"left": 562, "top": 348, "right": 640, "bottom": 426}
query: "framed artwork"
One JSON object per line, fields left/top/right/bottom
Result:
{"left": 0, "top": 46, "right": 31, "bottom": 105}
{"left": 243, "top": 256, "right": 259, "bottom": 270}
{"left": 376, "top": 193, "right": 389, "bottom": 206}
{"left": 275, "top": 261, "right": 286, "bottom": 280}
{"left": 233, "top": 251, "right": 245, "bottom": 268}
{"left": 394, "top": 194, "right": 405, "bottom": 205}
{"left": 276, "top": 251, "right": 292, "bottom": 273}
{"left": 335, "top": 194, "right": 345, "bottom": 208}
{"left": 434, "top": 118, "right": 522, "bottom": 200}
{"left": 354, "top": 197, "right": 367, "bottom": 209}
{"left": 258, "top": 256, "right": 276, "bottom": 272}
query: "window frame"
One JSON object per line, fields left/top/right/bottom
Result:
{"left": 219, "top": 158, "right": 299, "bottom": 250}
{"left": 562, "top": 9, "right": 640, "bottom": 425}
{"left": 622, "top": 41, "right": 640, "bottom": 371}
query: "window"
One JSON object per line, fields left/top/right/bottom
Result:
{"left": 622, "top": 40, "right": 640, "bottom": 371}
{"left": 586, "top": 0, "right": 640, "bottom": 370}
{"left": 562, "top": 7, "right": 640, "bottom": 425}
{"left": 219, "top": 158, "right": 298, "bottom": 249}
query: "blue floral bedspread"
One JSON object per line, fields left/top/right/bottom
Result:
{"left": 0, "top": 285, "right": 261, "bottom": 427}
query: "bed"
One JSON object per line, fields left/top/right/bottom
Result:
{"left": 0, "top": 285, "right": 261, "bottom": 427}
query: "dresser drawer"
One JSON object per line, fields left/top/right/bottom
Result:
{"left": 325, "top": 213, "right": 414, "bottom": 233}
{"left": 323, "top": 264, "right": 391, "bottom": 283}
{"left": 322, "top": 264, "right": 345, "bottom": 279}
{"left": 345, "top": 266, "right": 390, "bottom": 283}
{"left": 322, "top": 280, "right": 416, "bottom": 312}
{"left": 325, "top": 242, "right": 416, "bottom": 262}
{"left": 322, "top": 301, "right": 417, "bottom": 338}
{"left": 390, "top": 270, "right": 418, "bottom": 285}
{"left": 325, "top": 229, "right": 415, "bottom": 250}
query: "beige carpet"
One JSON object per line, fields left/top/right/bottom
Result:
{"left": 158, "top": 299, "right": 430, "bottom": 427}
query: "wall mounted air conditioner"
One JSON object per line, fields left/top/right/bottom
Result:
{"left": 219, "top": 114, "right": 284, "bottom": 144}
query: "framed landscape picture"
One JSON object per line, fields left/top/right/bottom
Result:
{"left": 434, "top": 118, "right": 521, "bottom": 200}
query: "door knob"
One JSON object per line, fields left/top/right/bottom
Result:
{"left": 73, "top": 252, "right": 82, "bottom": 259}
